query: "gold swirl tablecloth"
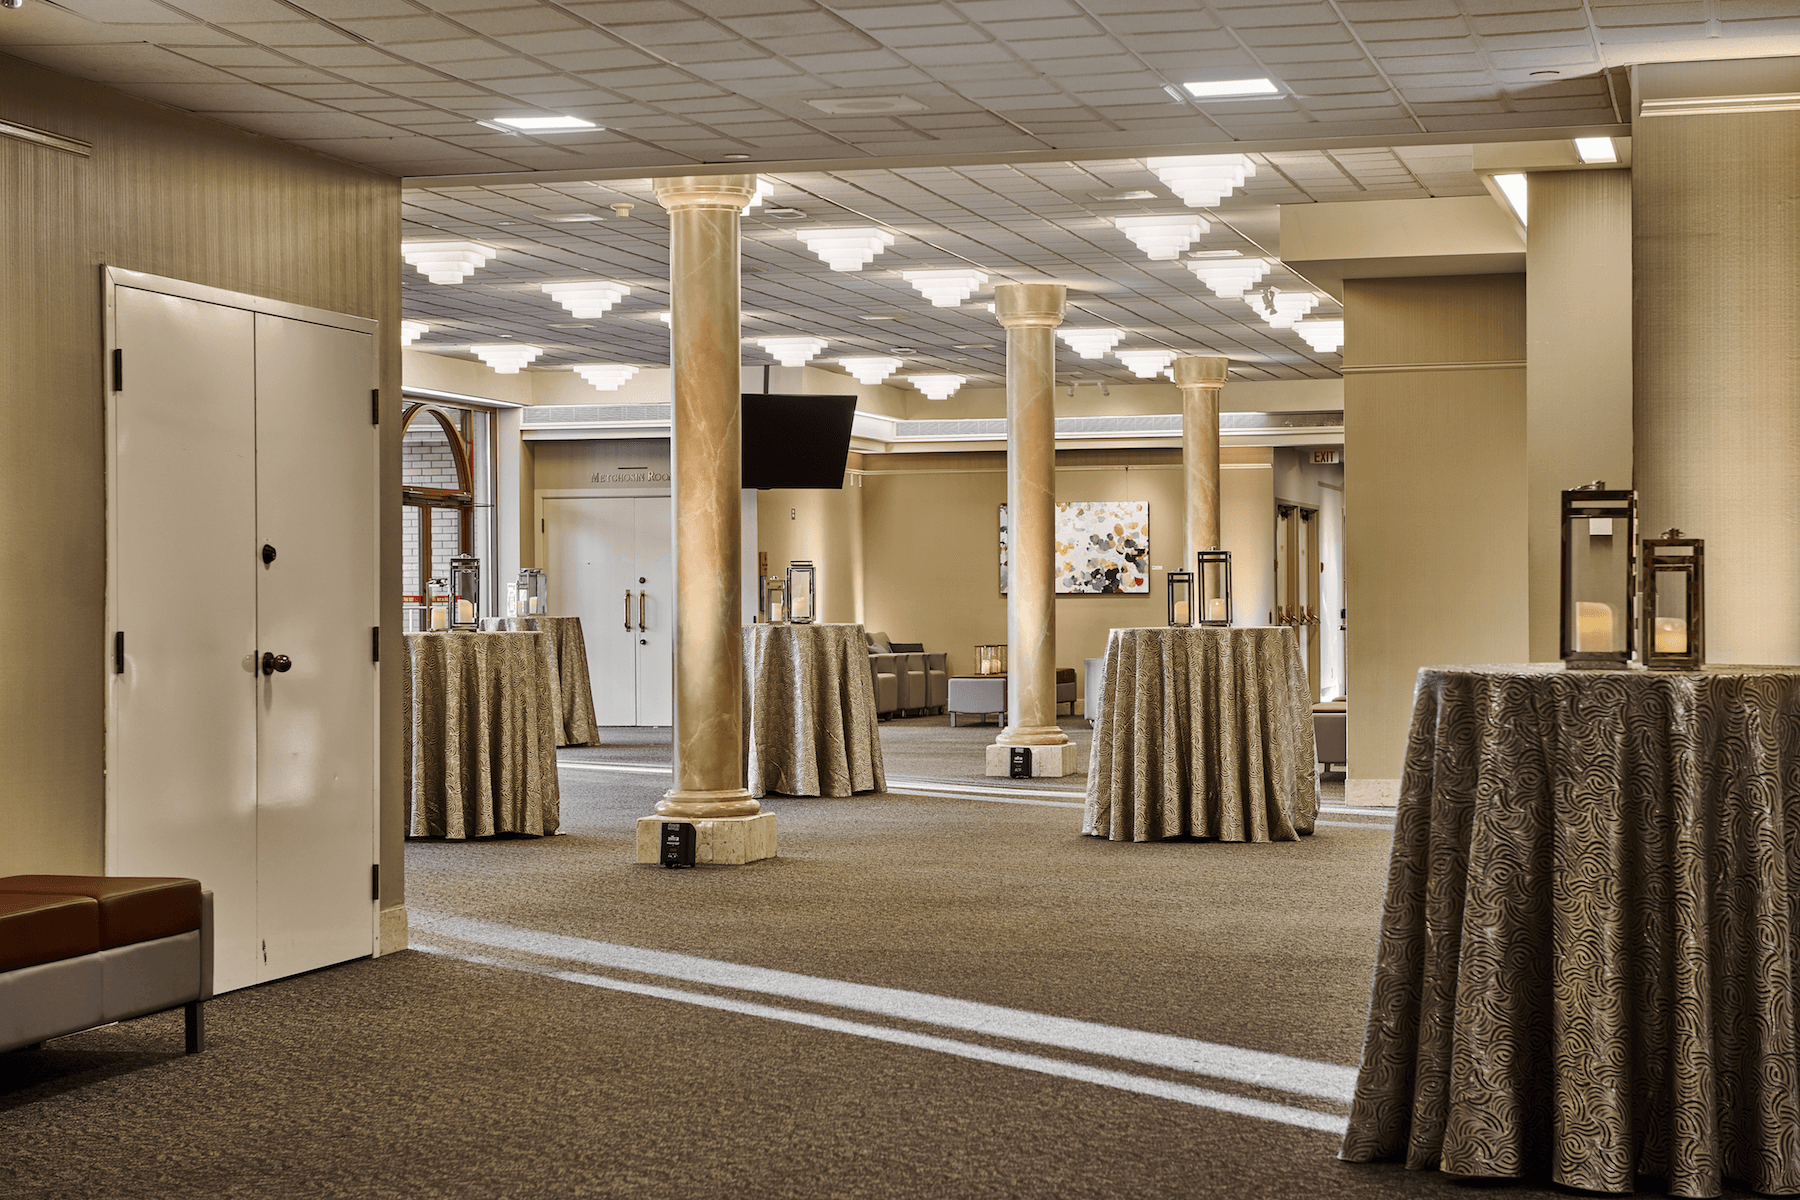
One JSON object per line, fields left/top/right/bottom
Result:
{"left": 1084, "top": 626, "right": 1317, "bottom": 842}
{"left": 403, "top": 631, "right": 560, "bottom": 839}
{"left": 743, "top": 623, "right": 886, "bottom": 799}
{"left": 480, "top": 615, "right": 600, "bottom": 747}
{"left": 1342, "top": 664, "right": 1800, "bottom": 1198}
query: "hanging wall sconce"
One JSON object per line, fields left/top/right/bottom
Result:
{"left": 1197, "top": 550, "right": 1232, "bottom": 625}
{"left": 1559, "top": 482, "right": 1637, "bottom": 666}
{"left": 1167, "top": 570, "right": 1195, "bottom": 627}
{"left": 786, "top": 560, "right": 817, "bottom": 624}
{"left": 1642, "top": 528, "right": 1704, "bottom": 670}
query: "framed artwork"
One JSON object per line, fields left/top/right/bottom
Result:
{"left": 999, "top": 501, "right": 1150, "bottom": 594}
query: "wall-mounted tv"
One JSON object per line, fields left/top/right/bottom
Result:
{"left": 740, "top": 393, "right": 857, "bottom": 490}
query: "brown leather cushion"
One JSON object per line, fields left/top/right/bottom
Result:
{"left": 0, "top": 893, "right": 99, "bottom": 972}
{"left": 1056, "top": 667, "right": 1076, "bottom": 685}
{"left": 0, "top": 876, "right": 200, "bottom": 949}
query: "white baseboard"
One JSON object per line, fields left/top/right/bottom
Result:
{"left": 379, "top": 905, "right": 409, "bottom": 955}
{"left": 1346, "top": 778, "right": 1400, "bottom": 808}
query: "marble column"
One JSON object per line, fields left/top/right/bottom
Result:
{"left": 1174, "top": 356, "right": 1229, "bottom": 568}
{"left": 987, "top": 282, "right": 1076, "bottom": 778}
{"left": 635, "top": 174, "right": 775, "bottom": 865}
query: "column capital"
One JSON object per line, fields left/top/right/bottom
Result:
{"left": 653, "top": 174, "right": 762, "bottom": 213}
{"left": 993, "top": 282, "right": 1067, "bottom": 329}
{"left": 1173, "top": 355, "right": 1230, "bottom": 389}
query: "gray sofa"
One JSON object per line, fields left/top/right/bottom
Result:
{"left": 0, "top": 875, "right": 212, "bottom": 1055}
{"left": 866, "top": 631, "right": 947, "bottom": 718}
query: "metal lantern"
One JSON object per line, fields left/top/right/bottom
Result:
{"left": 425, "top": 578, "right": 451, "bottom": 632}
{"left": 1197, "top": 549, "right": 1233, "bottom": 626}
{"left": 1642, "top": 528, "right": 1704, "bottom": 671}
{"left": 529, "top": 568, "right": 549, "bottom": 616}
{"left": 449, "top": 554, "right": 480, "bottom": 629}
{"left": 1560, "top": 482, "right": 1637, "bottom": 667}
{"left": 1167, "top": 570, "right": 1195, "bottom": 627}
{"left": 764, "top": 576, "right": 787, "bottom": 624}
{"left": 975, "top": 644, "right": 1004, "bottom": 674}
{"left": 786, "top": 560, "right": 817, "bottom": 624}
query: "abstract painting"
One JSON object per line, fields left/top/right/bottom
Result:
{"left": 999, "top": 501, "right": 1149, "bottom": 594}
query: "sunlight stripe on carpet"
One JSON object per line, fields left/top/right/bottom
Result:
{"left": 413, "top": 944, "right": 1347, "bottom": 1137}
{"left": 411, "top": 911, "right": 1357, "bottom": 1105}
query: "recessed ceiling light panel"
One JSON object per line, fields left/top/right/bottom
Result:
{"left": 489, "top": 115, "right": 599, "bottom": 132}
{"left": 1182, "top": 77, "right": 1281, "bottom": 99}
{"left": 806, "top": 96, "right": 927, "bottom": 114}
{"left": 1573, "top": 137, "right": 1617, "bottom": 164}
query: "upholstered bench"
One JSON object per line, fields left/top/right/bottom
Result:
{"left": 0, "top": 875, "right": 212, "bottom": 1055}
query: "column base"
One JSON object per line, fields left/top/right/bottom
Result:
{"left": 635, "top": 813, "right": 778, "bottom": 865}
{"left": 985, "top": 742, "right": 1079, "bottom": 778}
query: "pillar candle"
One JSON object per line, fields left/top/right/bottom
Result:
{"left": 430, "top": 606, "right": 448, "bottom": 631}
{"left": 1576, "top": 601, "right": 1614, "bottom": 652}
{"left": 456, "top": 599, "right": 474, "bottom": 623}
{"left": 1208, "top": 598, "right": 1227, "bottom": 621}
{"left": 1655, "top": 616, "right": 1688, "bottom": 654}
{"left": 1173, "top": 600, "right": 1188, "bottom": 624}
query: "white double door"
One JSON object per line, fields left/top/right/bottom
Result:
{"left": 108, "top": 276, "right": 377, "bottom": 995}
{"left": 543, "top": 495, "right": 672, "bottom": 726}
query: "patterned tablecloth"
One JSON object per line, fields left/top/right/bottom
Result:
{"left": 1084, "top": 626, "right": 1317, "bottom": 842}
{"left": 1342, "top": 663, "right": 1800, "bottom": 1198}
{"left": 403, "top": 631, "right": 560, "bottom": 839}
{"left": 743, "top": 622, "right": 886, "bottom": 799}
{"left": 480, "top": 615, "right": 600, "bottom": 747}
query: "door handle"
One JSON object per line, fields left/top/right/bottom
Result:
{"left": 624, "top": 589, "right": 634, "bottom": 630}
{"left": 638, "top": 590, "right": 646, "bottom": 632}
{"left": 260, "top": 652, "right": 292, "bottom": 676}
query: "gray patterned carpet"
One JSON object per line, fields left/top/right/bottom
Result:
{"left": 2, "top": 721, "right": 1691, "bottom": 1198}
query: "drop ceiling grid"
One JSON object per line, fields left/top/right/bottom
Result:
{"left": 402, "top": 155, "right": 1389, "bottom": 385}
{"left": 0, "top": 0, "right": 1742, "bottom": 175}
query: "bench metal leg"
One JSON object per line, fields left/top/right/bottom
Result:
{"left": 184, "top": 1000, "right": 205, "bottom": 1054}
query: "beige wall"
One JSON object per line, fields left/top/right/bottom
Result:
{"left": 848, "top": 447, "right": 1274, "bottom": 707}
{"left": 0, "top": 57, "right": 403, "bottom": 892}
{"left": 1344, "top": 275, "right": 1528, "bottom": 802}
{"left": 1525, "top": 170, "right": 1633, "bottom": 661}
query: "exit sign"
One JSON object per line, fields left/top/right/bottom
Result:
{"left": 1311, "top": 449, "right": 1342, "bottom": 465}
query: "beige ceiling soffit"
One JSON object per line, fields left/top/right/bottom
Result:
{"left": 1632, "top": 57, "right": 1800, "bottom": 119}
{"left": 1341, "top": 360, "right": 1526, "bottom": 374}
{"left": 1279, "top": 196, "right": 1525, "bottom": 301}
{"left": 1470, "top": 140, "right": 1632, "bottom": 172}
{"left": 401, "top": 123, "right": 1630, "bottom": 191}
{"left": 0, "top": 119, "right": 90, "bottom": 158}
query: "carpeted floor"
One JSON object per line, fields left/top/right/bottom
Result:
{"left": 0, "top": 719, "right": 1715, "bottom": 1198}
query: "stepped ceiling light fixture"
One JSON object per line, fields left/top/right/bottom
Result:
{"left": 795, "top": 227, "right": 896, "bottom": 271}
{"left": 1145, "top": 154, "right": 1257, "bottom": 208}
{"left": 1187, "top": 256, "right": 1270, "bottom": 298}
{"left": 469, "top": 344, "right": 542, "bottom": 373}
{"left": 1057, "top": 327, "right": 1126, "bottom": 359}
{"left": 1115, "top": 349, "right": 1178, "bottom": 378}
{"left": 758, "top": 336, "right": 828, "bottom": 366}
{"left": 901, "top": 269, "right": 988, "bottom": 307}
{"left": 1113, "top": 215, "right": 1209, "bottom": 260}
{"left": 839, "top": 356, "right": 904, "bottom": 385}
{"left": 573, "top": 363, "right": 641, "bottom": 391}
{"left": 907, "top": 374, "right": 967, "bottom": 400}
{"left": 1294, "top": 319, "right": 1345, "bottom": 354}
{"left": 402, "top": 241, "right": 498, "bottom": 285}
{"left": 1245, "top": 289, "right": 1320, "bottom": 328}
{"left": 541, "top": 280, "right": 630, "bottom": 319}
{"left": 400, "top": 320, "right": 429, "bottom": 346}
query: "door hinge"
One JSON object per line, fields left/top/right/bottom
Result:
{"left": 371, "top": 863, "right": 380, "bottom": 901}
{"left": 371, "top": 389, "right": 380, "bottom": 425}
{"left": 114, "top": 630, "right": 124, "bottom": 674}
{"left": 111, "top": 348, "right": 123, "bottom": 392}
{"left": 372, "top": 625, "right": 380, "bottom": 663}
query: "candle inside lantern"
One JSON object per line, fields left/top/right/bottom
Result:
{"left": 1655, "top": 616, "right": 1688, "bottom": 654}
{"left": 1208, "top": 598, "right": 1227, "bottom": 622}
{"left": 771, "top": 601, "right": 784, "bottom": 623}
{"left": 456, "top": 599, "right": 473, "bottom": 623}
{"left": 1576, "top": 601, "right": 1614, "bottom": 652}
{"left": 430, "top": 606, "right": 448, "bottom": 631}
{"left": 1174, "top": 600, "right": 1188, "bottom": 625}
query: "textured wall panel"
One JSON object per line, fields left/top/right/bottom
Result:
{"left": 1634, "top": 105, "right": 1800, "bottom": 665}
{"left": 0, "top": 56, "right": 402, "bottom": 892}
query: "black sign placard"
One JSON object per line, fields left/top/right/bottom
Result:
{"left": 661, "top": 821, "right": 696, "bottom": 869}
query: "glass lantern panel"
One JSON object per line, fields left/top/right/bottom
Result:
{"left": 1566, "top": 516, "right": 1629, "bottom": 654}
{"left": 1651, "top": 567, "right": 1692, "bottom": 656}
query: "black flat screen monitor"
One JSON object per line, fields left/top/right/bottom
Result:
{"left": 740, "top": 393, "right": 856, "bottom": 490}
